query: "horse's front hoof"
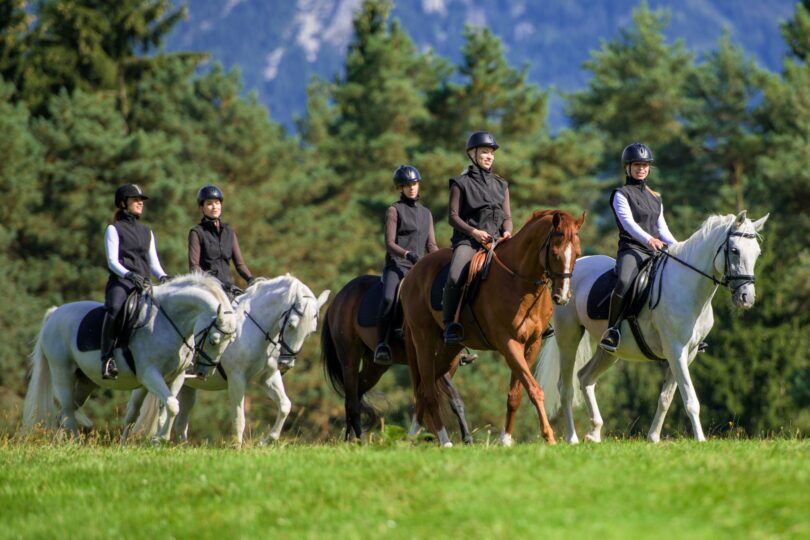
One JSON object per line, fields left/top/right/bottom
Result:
{"left": 441, "top": 441, "right": 454, "bottom": 448}
{"left": 499, "top": 433, "right": 514, "bottom": 447}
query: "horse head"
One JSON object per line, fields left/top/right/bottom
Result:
{"left": 718, "top": 210, "right": 768, "bottom": 310}
{"left": 545, "top": 211, "right": 586, "bottom": 305}
{"left": 272, "top": 276, "right": 330, "bottom": 368}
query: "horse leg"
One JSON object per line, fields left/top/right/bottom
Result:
{"left": 439, "top": 373, "right": 473, "bottom": 444}
{"left": 413, "top": 331, "right": 452, "bottom": 447}
{"left": 121, "top": 388, "right": 148, "bottom": 443}
{"left": 500, "top": 339, "right": 543, "bottom": 446}
{"left": 174, "top": 386, "right": 197, "bottom": 442}
{"left": 72, "top": 373, "right": 97, "bottom": 429}
{"left": 138, "top": 366, "right": 180, "bottom": 443}
{"left": 49, "top": 362, "right": 80, "bottom": 436}
{"left": 647, "top": 368, "right": 677, "bottom": 443}
{"left": 500, "top": 339, "right": 556, "bottom": 444}
{"left": 227, "top": 372, "right": 248, "bottom": 447}
{"left": 557, "top": 328, "right": 587, "bottom": 445}
{"left": 260, "top": 370, "right": 291, "bottom": 444}
{"left": 667, "top": 344, "right": 706, "bottom": 441}
{"left": 153, "top": 374, "right": 186, "bottom": 443}
{"left": 340, "top": 340, "right": 367, "bottom": 441}
{"left": 577, "top": 348, "right": 618, "bottom": 443}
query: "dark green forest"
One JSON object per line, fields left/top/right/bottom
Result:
{"left": 1, "top": 0, "right": 807, "bottom": 441}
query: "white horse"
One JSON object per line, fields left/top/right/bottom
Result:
{"left": 23, "top": 273, "right": 238, "bottom": 440}
{"left": 128, "top": 275, "right": 330, "bottom": 446}
{"left": 536, "top": 211, "right": 768, "bottom": 443}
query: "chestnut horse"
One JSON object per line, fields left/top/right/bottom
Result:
{"left": 401, "top": 210, "right": 585, "bottom": 446}
{"left": 322, "top": 275, "right": 473, "bottom": 441}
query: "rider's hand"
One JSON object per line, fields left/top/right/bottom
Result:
{"left": 471, "top": 229, "right": 492, "bottom": 245}
{"left": 405, "top": 251, "right": 420, "bottom": 264}
{"left": 125, "top": 272, "right": 148, "bottom": 291}
{"left": 501, "top": 231, "right": 512, "bottom": 240}
{"left": 647, "top": 237, "right": 665, "bottom": 251}
{"left": 158, "top": 275, "right": 172, "bottom": 284}
{"left": 246, "top": 276, "right": 256, "bottom": 287}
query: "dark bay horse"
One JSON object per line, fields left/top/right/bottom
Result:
{"left": 401, "top": 210, "right": 585, "bottom": 446}
{"left": 321, "top": 275, "right": 472, "bottom": 441}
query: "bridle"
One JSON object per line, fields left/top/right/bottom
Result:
{"left": 150, "top": 292, "right": 236, "bottom": 369}
{"left": 244, "top": 296, "right": 315, "bottom": 362}
{"left": 658, "top": 227, "right": 758, "bottom": 294}
{"left": 488, "top": 224, "right": 575, "bottom": 288}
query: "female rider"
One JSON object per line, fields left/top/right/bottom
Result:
{"left": 101, "top": 184, "right": 169, "bottom": 379}
{"left": 599, "top": 143, "right": 678, "bottom": 352}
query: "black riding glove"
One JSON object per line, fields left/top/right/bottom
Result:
{"left": 158, "top": 275, "right": 172, "bottom": 284}
{"left": 246, "top": 276, "right": 256, "bottom": 287}
{"left": 405, "top": 252, "right": 420, "bottom": 264}
{"left": 125, "top": 272, "right": 148, "bottom": 292}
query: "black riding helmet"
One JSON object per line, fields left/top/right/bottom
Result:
{"left": 197, "top": 184, "right": 224, "bottom": 205}
{"left": 621, "top": 143, "right": 654, "bottom": 166}
{"left": 393, "top": 165, "right": 421, "bottom": 187}
{"left": 114, "top": 184, "right": 149, "bottom": 208}
{"left": 466, "top": 131, "right": 499, "bottom": 151}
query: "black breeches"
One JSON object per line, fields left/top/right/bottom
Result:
{"left": 377, "top": 267, "right": 404, "bottom": 321}
{"left": 447, "top": 244, "right": 477, "bottom": 287}
{"left": 105, "top": 277, "right": 135, "bottom": 320}
{"left": 612, "top": 249, "right": 650, "bottom": 297}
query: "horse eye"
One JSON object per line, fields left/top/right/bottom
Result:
{"left": 731, "top": 248, "right": 740, "bottom": 255}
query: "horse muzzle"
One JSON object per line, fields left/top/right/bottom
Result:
{"left": 732, "top": 283, "right": 756, "bottom": 309}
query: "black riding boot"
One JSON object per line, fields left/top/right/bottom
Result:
{"left": 100, "top": 312, "right": 118, "bottom": 379}
{"left": 442, "top": 282, "right": 464, "bottom": 344}
{"left": 374, "top": 311, "right": 393, "bottom": 366}
{"left": 599, "top": 292, "right": 625, "bottom": 353}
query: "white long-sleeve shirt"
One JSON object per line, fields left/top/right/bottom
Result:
{"left": 104, "top": 225, "right": 167, "bottom": 279}
{"left": 612, "top": 192, "right": 677, "bottom": 246}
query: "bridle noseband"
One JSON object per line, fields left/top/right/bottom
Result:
{"left": 540, "top": 227, "right": 574, "bottom": 282}
{"left": 659, "top": 228, "right": 758, "bottom": 294}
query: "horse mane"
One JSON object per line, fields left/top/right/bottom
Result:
{"left": 159, "top": 272, "right": 231, "bottom": 305}
{"left": 518, "top": 209, "right": 579, "bottom": 242}
{"left": 669, "top": 214, "right": 737, "bottom": 260}
{"left": 237, "top": 274, "right": 302, "bottom": 313}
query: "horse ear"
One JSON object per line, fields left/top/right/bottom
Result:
{"left": 217, "top": 304, "right": 222, "bottom": 318}
{"left": 576, "top": 211, "right": 587, "bottom": 229}
{"left": 317, "top": 290, "right": 331, "bottom": 310}
{"left": 552, "top": 212, "right": 562, "bottom": 229}
{"left": 735, "top": 210, "right": 748, "bottom": 226}
{"left": 753, "top": 213, "right": 769, "bottom": 231}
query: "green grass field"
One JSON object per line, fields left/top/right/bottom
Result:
{"left": 0, "top": 439, "right": 807, "bottom": 539}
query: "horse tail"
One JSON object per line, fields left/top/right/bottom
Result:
{"left": 321, "top": 314, "right": 345, "bottom": 397}
{"left": 23, "top": 307, "right": 59, "bottom": 429}
{"left": 132, "top": 393, "right": 161, "bottom": 438}
{"left": 535, "top": 333, "right": 589, "bottom": 419}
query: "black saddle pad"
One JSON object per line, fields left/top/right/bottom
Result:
{"left": 357, "top": 279, "right": 383, "bottom": 328}
{"left": 76, "top": 307, "right": 106, "bottom": 352}
{"left": 587, "top": 269, "right": 616, "bottom": 320}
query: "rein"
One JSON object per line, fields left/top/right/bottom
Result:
{"left": 488, "top": 225, "right": 572, "bottom": 288}
{"left": 244, "top": 303, "right": 306, "bottom": 358}
{"left": 659, "top": 230, "right": 757, "bottom": 291}
{"left": 149, "top": 289, "right": 235, "bottom": 368}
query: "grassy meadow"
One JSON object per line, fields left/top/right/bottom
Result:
{"left": 0, "top": 438, "right": 807, "bottom": 539}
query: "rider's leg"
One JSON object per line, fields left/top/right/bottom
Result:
{"left": 599, "top": 249, "right": 645, "bottom": 352}
{"left": 374, "top": 268, "right": 402, "bottom": 365}
{"left": 101, "top": 278, "right": 130, "bottom": 379}
{"left": 442, "top": 244, "right": 475, "bottom": 344}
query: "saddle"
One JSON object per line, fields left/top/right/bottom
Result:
{"left": 429, "top": 244, "right": 496, "bottom": 313}
{"left": 356, "top": 278, "right": 404, "bottom": 331}
{"left": 77, "top": 289, "right": 144, "bottom": 354}
{"left": 587, "top": 254, "right": 660, "bottom": 321}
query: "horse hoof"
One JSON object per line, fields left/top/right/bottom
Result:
{"left": 584, "top": 433, "right": 601, "bottom": 443}
{"left": 441, "top": 441, "right": 453, "bottom": 448}
{"left": 499, "top": 433, "right": 514, "bottom": 447}
{"left": 566, "top": 436, "right": 580, "bottom": 445}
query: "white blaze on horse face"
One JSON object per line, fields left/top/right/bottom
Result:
{"left": 561, "top": 244, "right": 573, "bottom": 300}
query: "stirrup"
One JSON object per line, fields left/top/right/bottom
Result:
{"left": 101, "top": 357, "right": 118, "bottom": 380}
{"left": 373, "top": 343, "right": 393, "bottom": 366}
{"left": 459, "top": 349, "right": 477, "bottom": 366}
{"left": 599, "top": 327, "right": 620, "bottom": 353}
{"left": 697, "top": 341, "right": 708, "bottom": 353}
{"left": 443, "top": 322, "right": 464, "bottom": 345}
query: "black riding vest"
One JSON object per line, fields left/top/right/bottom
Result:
{"left": 450, "top": 165, "right": 507, "bottom": 246}
{"left": 385, "top": 196, "right": 432, "bottom": 271}
{"left": 111, "top": 212, "right": 151, "bottom": 278}
{"left": 192, "top": 219, "right": 236, "bottom": 285}
{"left": 609, "top": 177, "right": 662, "bottom": 253}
